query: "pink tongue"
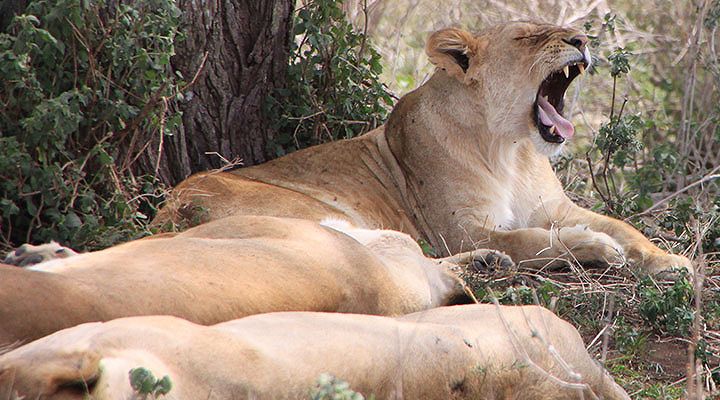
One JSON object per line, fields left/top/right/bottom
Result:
{"left": 537, "top": 96, "right": 574, "bottom": 139}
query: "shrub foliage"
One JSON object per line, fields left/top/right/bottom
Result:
{"left": 266, "top": 0, "right": 393, "bottom": 156}
{"left": 0, "top": 0, "right": 183, "bottom": 249}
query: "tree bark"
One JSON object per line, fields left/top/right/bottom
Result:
{"left": 143, "top": 0, "right": 294, "bottom": 185}
{"left": 0, "top": 0, "right": 29, "bottom": 31}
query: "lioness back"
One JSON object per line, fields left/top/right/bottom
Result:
{"left": 154, "top": 128, "right": 419, "bottom": 236}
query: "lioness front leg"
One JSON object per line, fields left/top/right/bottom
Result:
{"left": 477, "top": 225, "right": 625, "bottom": 270}
{"left": 548, "top": 203, "right": 693, "bottom": 276}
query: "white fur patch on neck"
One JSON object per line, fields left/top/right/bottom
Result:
{"left": 320, "top": 217, "right": 421, "bottom": 253}
{"left": 25, "top": 252, "right": 94, "bottom": 273}
{"left": 26, "top": 257, "right": 74, "bottom": 273}
{"left": 320, "top": 218, "right": 385, "bottom": 246}
{"left": 319, "top": 217, "right": 354, "bottom": 233}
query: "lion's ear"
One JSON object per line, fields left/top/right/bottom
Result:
{"left": 426, "top": 28, "right": 485, "bottom": 83}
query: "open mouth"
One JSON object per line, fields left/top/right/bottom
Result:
{"left": 534, "top": 60, "right": 588, "bottom": 144}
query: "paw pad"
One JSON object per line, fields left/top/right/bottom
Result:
{"left": 470, "top": 251, "right": 514, "bottom": 271}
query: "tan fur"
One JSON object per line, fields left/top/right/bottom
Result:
{"left": 0, "top": 305, "right": 629, "bottom": 400}
{"left": 154, "top": 21, "right": 690, "bottom": 275}
{"left": 0, "top": 215, "right": 510, "bottom": 346}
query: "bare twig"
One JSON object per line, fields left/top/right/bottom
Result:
{"left": 628, "top": 167, "right": 720, "bottom": 220}
{"left": 154, "top": 97, "right": 169, "bottom": 175}
{"left": 599, "top": 294, "right": 615, "bottom": 366}
{"left": 686, "top": 219, "right": 705, "bottom": 399}
{"left": 357, "top": 0, "right": 369, "bottom": 60}
{"left": 180, "top": 51, "right": 209, "bottom": 93}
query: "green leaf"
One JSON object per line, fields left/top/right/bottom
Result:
{"left": 636, "top": 195, "right": 653, "bottom": 211}
{"left": 155, "top": 375, "right": 173, "bottom": 395}
{"left": 64, "top": 211, "right": 82, "bottom": 228}
{"left": 129, "top": 367, "right": 157, "bottom": 394}
{"left": 0, "top": 199, "right": 20, "bottom": 217}
{"left": 25, "top": 15, "right": 41, "bottom": 26}
{"left": 26, "top": 199, "right": 38, "bottom": 217}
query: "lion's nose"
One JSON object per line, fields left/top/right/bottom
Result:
{"left": 563, "top": 34, "right": 588, "bottom": 51}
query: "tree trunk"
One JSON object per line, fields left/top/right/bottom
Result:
{"left": 0, "top": 0, "right": 29, "bottom": 31}
{"left": 143, "top": 0, "right": 294, "bottom": 185}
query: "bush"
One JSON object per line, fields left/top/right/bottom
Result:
{"left": 0, "top": 0, "right": 183, "bottom": 250}
{"left": 580, "top": 13, "right": 720, "bottom": 253}
{"left": 637, "top": 273, "right": 694, "bottom": 336}
{"left": 265, "top": 0, "right": 393, "bottom": 156}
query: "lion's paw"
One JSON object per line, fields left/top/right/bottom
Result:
{"left": 468, "top": 249, "right": 515, "bottom": 271}
{"left": 643, "top": 253, "right": 694, "bottom": 279}
{"left": 557, "top": 225, "right": 625, "bottom": 265}
{"left": 3, "top": 241, "right": 78, "bottom": 267}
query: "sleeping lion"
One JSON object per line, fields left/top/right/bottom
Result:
{"left": 154, "top": 21, "right": 690, "bottom": 275}
{"left": 0, "top": 305, "right": 629, "bottom": 400}
{"left": 1, "top": 215, "right": 512, "bottom": 345}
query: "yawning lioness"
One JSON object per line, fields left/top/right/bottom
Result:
{"left": 154, "top": 22, "right": 690, "bottom": 275}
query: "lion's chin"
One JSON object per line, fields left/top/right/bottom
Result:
{"left": 529, "top": 132, "right": 566, "bottom": 157}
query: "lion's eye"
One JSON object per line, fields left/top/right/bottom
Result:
{"left": 513, "top": 34, "right": 540, "bottom": 41}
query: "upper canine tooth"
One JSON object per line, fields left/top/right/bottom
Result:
{"left": 563, "top": 65, "right": 570, "bottom": 78}
{"left": 578, "top": 63, "right": 585, "bottom": 75}
{"left": 549, "top": 126, "right": 557, "bottom": 134}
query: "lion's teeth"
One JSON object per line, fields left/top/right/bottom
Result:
{"left": 578, "top": 63, "right": 585, "bottom": 75}
{"left": 549, "top": 126, "right": 556, "bottom": 134}
{"left": 563, "top": 65, "right": 570, "bottom": 78}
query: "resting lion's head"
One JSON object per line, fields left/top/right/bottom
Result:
{"left": 425, "top": 21, "right": 591, "bottom": 156}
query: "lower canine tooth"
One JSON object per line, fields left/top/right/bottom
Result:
{"left": 563, "top": 65, "right": 570, "bottom": 78}
{"left": 578, "top": 64, "right": 585, "bottom": 75}
{"left": 549, "top": 126, "right": 557, "bottom": 134}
